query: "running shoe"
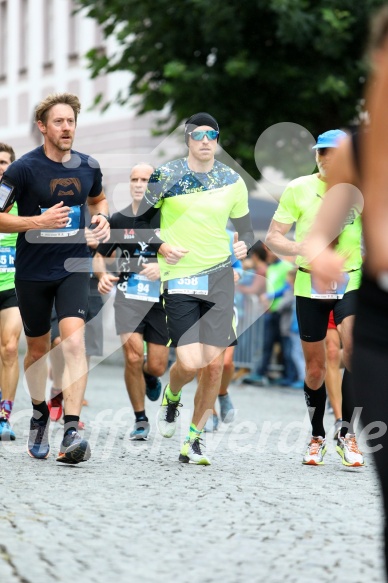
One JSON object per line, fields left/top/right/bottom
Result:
{"left": 333, "top": 418, "right": 342, "bottom": 440}
{"left": 336, "top": 434, "right": 364, "bottom": 467}
{"left": 48, "top": 392, "right": 63, "bottom": 422}
{"left": 0, "top": 418, "right": 15, "bottom": 441}
{"left": 302, "top": 436, "right": 327, "bottom": 465}
{"left": 144, "top": 372, "right": 162, "bottom": 402}
{"left": 157, "top": 385, "right": 182, "bottom": 438}
{"left": 56, "top": 430, "right": 91, "bottom": 465}
{"left": 203, "top": 414, "right": 219, "bottom": 433}
{"left": 129, "top": 419, "right": 150, "bottom": 441}
{"left": 219, "top": 393, "right": 235, "bottom": 423}
{"left": 27, "top": 416, "right": 50, "bottom": 459}
{"left": 179, "top": 437, "right": 211, "bottom": 465}
{"left": 78, "top": 420, "right": 85, "bottom": 431}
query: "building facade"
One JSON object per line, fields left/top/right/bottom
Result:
{"left": 0, "top": 0, "right": 179, "bottom": 212}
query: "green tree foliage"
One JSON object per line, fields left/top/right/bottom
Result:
{"left": 76, "top": 0, "right": 385, "bottom": 177}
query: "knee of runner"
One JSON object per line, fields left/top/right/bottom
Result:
{"left": 0, "top": 338, "right": 19, "bottom": 364}
{"left": 223, "top": 360, "right": 235, "bottom": 375}
{"left": 205, "top": 359, "right": 224, "bottom": 380}
{"left": 326, "top": 346, "right": 341, "bottom": 365}
{"left": 147, "top": 361, "right": 167, "bottom": 377}
{"left": 305, "top": 362, "right": 326, "bottom": 386}
{"left": 60, "top": 335, "right": 86, "bottom": 360}
{"left": 124, "top": 348, "right": 144, "bottom": 368}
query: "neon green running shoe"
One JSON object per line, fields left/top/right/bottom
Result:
{"left": 179, "top": 437, "right": 211, "bottom": 465}
{"left": 157, "top": 385, "right": 182, "bottom": 438}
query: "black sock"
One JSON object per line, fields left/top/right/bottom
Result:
{"left": 32, "top": 400, "right": 49, "bottom": 422}
{"left": 304, "top": 382, "right": 326, "bottom": 437}
{"left": 64, "top": 415, "right": 79, "bottom": 435}
{"left": 135, "top": 410, "right": 148, "bottom": 422}
{"left": 340, "top": 368, "right": 356, "bottom": 438}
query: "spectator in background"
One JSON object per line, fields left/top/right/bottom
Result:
{"left": 244, "top": 247, "right": 296, "bottom": 386}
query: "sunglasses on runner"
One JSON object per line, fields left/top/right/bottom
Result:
{"left": 317, "top": 147, "right": 332, "bottom": 156}
{"left": 188, "top": 130, "right": 219, "bottom": 141}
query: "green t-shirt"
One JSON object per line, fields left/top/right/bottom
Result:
{"left": 144, "top": 158, "right": 250, "bottom": 282}
{"left": 0, "top": 203, "right": 17, "bottom": 292}
{"left": 266, "top": 260, "right": 294, "bottom": 312}
{"left": 273, "top": 174, "right": 362, "bottom": 297}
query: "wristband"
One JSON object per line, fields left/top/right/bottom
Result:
{"left": 97, "top": 213, "right": 110, "bottom": 223}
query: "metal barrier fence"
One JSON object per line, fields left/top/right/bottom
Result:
{"left": 233, "top": 293, "right": 265, "bottom": 372}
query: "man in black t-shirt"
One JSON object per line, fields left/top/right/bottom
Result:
{"left": 0, "top": 93, "right": 110, "bottom": 464}
{"left": 95, "top": 163, "right": 169, "bottom": 440}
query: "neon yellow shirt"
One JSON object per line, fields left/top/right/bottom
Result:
{"left": 144, "top": 158, "right": 250, "bottom": 282}
{"left": 273, "top": 174, "right": 362, "bottom": 297}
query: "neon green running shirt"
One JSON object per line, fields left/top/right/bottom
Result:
{"left": 0, "top": 203, "right": 18, "bottom": 292}
{"left": 144, "top": 158, "right": 250, "bottom": 282}
{"left": 273, "top": 174, "right": 362, "bottom": 297}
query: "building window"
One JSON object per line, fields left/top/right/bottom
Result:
{"left": 68, "top": 0, "right": 79, "bottom": 62}
{"left": 43, "top": 0, "right": 53, "bottom": 69}
{"left": 0, "top": 1, "right": 7, "bottom": 80}
{"left": 19, "top": 0, "right": 28, "bottom": 75}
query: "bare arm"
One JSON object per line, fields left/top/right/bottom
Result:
{"left": 93, "top": 251, "right": 119, "bottom": 294}
{"left": 306, "top": 139, "right": 362, "bottom": 258}
{"left": 265, "top": 219, "right": 300, "bottom": 256}
{"left": 362, "top": 41, "right": 388, "bottom": 277}
{"left": 87, "top": 192, "right": 110, "bottom": 242}
{"left": 0, "top": 201, "right": 70, "bottom": 233}
{"left": 306, "top": 137, "right": 363, "bottom": 291}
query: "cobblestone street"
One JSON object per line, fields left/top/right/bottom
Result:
{"left": 0, "top": 361, "right": 384, "bottom": 583}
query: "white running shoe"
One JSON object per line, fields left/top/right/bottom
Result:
{"left": 179, "top": 437, "right": 211, "bottom": 465}
{"left": 302, "top": 436, "right": 327, "bottom": 465}
{"left": 336, "top": 434, "right": 364, "bottom": 467}
{"left": 157, "top": 385, "right": 182, "bottom": 438}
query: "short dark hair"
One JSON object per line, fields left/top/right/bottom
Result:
{"left": 0, "top": 143, "right": 15, "bottom": 162}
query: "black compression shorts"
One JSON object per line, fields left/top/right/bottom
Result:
{"left": 15, "top": 272, "right": 90, "bottom": 337}
{"left": 296, "top": 290, "right": 358, "bottom": 343}
{"left": 162, "top": 266, "right": 237, "bottom": 348}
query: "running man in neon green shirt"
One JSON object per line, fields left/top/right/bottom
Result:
{"left": 0, "top": 143, "right": 22, "bottom": 441}
{"left": 265, "top": 129, "right": 364, "bottom": 467}
{"left": 135, "top": 112, "right": 254, "bottom": 465}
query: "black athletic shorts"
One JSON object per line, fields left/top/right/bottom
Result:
{"left": 296, "top": 290, "right": 358, "bottom": 343}
{"left": 114, "top": 291, "right": 169, "bottom": 345}
{"left": 0, "top": 288, "right": 18, "bottom": 311}
{"left": 50, "top": 293, "right": 104, "bottom": 356}
{"left": 15, "top": 272, "right": 90, "bottom": 338}
{"left": 162, "top": 266, "right": 236, "bottom": 348}
{"left": 354, "top": 274, "right": 388, "bottom": 350}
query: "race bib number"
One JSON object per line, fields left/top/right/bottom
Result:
{"left": 0, "top": 246, "right": 15, "bottom": 272}
{"left": 40, "top": 205, "right": 81, "bottom": 237}
{"left": 124, "top": 273, "right": 160, "bottom": 302}
{"left": 168, "top": 275, "right": 209, "bottom": 295}
{"left": 311, "top": 273, "right": 349, "bottom": 299}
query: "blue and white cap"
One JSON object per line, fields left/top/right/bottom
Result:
{"left": 312, "top": 129, "right": 347, "bottom": 149}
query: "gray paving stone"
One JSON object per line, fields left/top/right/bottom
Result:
{"left": 0, "top": 361, "right": 385, "bottom": 583}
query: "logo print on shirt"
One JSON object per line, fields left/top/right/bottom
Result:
{"left": 50, "top": 178, "right": 81, "bottom": 197}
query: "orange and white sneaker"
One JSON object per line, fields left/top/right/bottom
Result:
{"left": 302, "top": 436, "right": 327, "bottom": 465}
{"left": 336, "top": 433, "right": 364, "bottom": 467}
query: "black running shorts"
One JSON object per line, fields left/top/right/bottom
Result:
{"left": 15, "top": 272, "right": 90, "bottom": 337}
{"left": 296, "top": 290, "right": 358, "bottom": 343}
{"left": 162, "top": 266, "right": 237, "bottom": 348}
{"left": 0, "top": 288, "right": 18, "bottom": 311}
{"left": 114, "top": 291, "right": 169, "bottom": 345}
